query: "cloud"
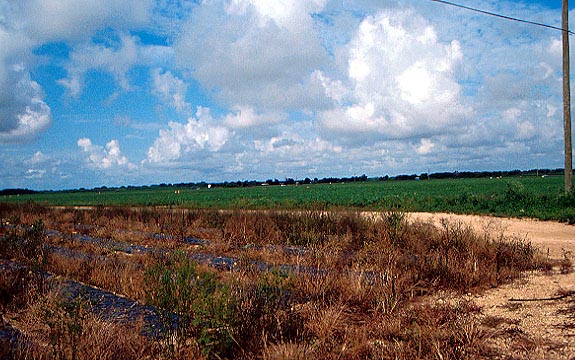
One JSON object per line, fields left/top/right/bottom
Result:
{"left": 59, "top": 35, "right": 173, "bottom": 97}
{"left": 0, "top": 16, "right": 50, "bottom": 144}
{"left": 254, "top": 131, "right": 342, "bottom": 156}
{"left": 26, "top": 169, "right": 46, "bottom": 179}
{"left": 175, "top": 0, "right": 330, "bottom": 111}
{"left": 151, "top": 68, "right": 191, "bottom": 114}
{"left": 2, "top": 0, "right": 573, "bottom": 190}
{"left": 144, "top": 1, "right": 568, "bottom": 180}
{"left": 426, "top": 3, "right": 563, "bottom": 133}
{"left": 316, "top": 9, "right": 469, "bottom": 144}
{"left": 0, "top": 0, "right": 159, "bottom": 143}
{"left": 146, "top": 107, "right": 232, "bottom": 163}
{"left": 23, "top": 151, "right": 54, "bottom": 180}
{"left": 26, "top": 151, "right": 48, "bottom": 165}
{"left": 226, "top": 0, "right": 327, "bottom": 27}
{"left": 78, "top": 138, "right": 135, "bottom": 170}
{"left": 416, "top": 139, "right": 435, "bottom": 155}
{"left": 222, "top": 119, "right": 345, "bottom": 179}
{"left": 223, "top": 107, "right": 284, "bottom": 129}
{"left": 0, "top": 63, "right": 51, "bottom": 143}
{"left": 12, "top": 0, "right": 153, "bottom": 43}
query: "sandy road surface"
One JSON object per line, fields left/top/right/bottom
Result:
{"left": 410, "top": 213, "right": 575, "bottom": 359}
{"left": 408, "top": 212, "right": 575, "bottom": 259}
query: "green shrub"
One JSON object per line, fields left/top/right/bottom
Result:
{"left": 144, "top": 252, "right": 236, "bottom": 358}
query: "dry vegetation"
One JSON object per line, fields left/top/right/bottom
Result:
{"left": 0, "top": 203, "right": 559, "bottom": 359}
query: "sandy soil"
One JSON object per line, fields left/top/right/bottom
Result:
{"left": 471, "top": 271, "right": 575, "bottom": 359}
{"left": 413, "top": 213, "right": 575, "bottom": 359}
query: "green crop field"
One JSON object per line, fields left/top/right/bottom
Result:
{"left": 2, "top": 175, "right": 574, "bottom": 222}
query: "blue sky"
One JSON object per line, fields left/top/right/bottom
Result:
{"left": 0, "top": 0, "right": 572, "bottom": 190}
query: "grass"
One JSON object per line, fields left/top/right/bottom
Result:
{"left": 0, "top": 204, "right": 555, "bottom": 359}
{"left": 7, "top": 285, "right": 160, "bottom": 360}
{"left": 2, "top": 175, "right": 574, "bottom": 222}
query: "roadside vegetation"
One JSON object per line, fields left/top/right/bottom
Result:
{"left": 0, "top": 203, "right": 558, "bottom": 359}
{"left": 2, "top": 175, "right": 574, "bottom": 223}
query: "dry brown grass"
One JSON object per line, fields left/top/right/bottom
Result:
{"left": 46, "top": 251, "right": 149, "bottom": 302}
{"left": 0, "top": 203, "right": 550, "bottom": 359}
{"left": 10, "top": 286, "right": 162, "bottom": 360}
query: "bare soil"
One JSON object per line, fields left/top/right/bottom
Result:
{"left": 412, "top": 212, "right": 575, "bottom": 359}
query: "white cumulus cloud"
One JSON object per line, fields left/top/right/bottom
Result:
{"left": 317, "top": 9, "right": 469, "bottom": 144}
{"left": 0, "top": 12, "right": 50, "bottom": 144}
{"left": 0, "top": 63, "right": 51, "bottom": 143}
{"left": 26, "top": 151, "right": 48, "bottom": 165}
{"left": 146, "top": 107, "right": 232, "bottom": 163}
{"left": 151, "top": 68, "right": 191, "bottom": 114}
{"left": 175, "top": 0, "right": 329, "bottom": 111}
{"left": 78, "top": 138, "right": 135, "bottom": 170}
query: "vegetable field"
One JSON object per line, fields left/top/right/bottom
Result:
{"left": 2, "top": 176, "right": 574, "bottom": 222}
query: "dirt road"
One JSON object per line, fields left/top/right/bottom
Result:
{"left": 409, "top": 212, "right": 574, "bottom": 260}
{"left": 411, "top": 213, "right": 575, "bottom": 359}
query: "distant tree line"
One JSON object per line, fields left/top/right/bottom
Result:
{"left": 0, "top": 189, "right": 39, "bottom": 196}
{"left": 143, "top": 168, "right": 566, "bottom": 190}
{"left": 426, "top": 168, "right": 565, "bottom": 179}
{"left": 165, "top": 169, "right": 563, "bottom": 188}
{"left": 1, "top": 168, "right": 569, "bottom": 194}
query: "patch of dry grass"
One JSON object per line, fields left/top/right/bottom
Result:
{"left": 11, "top": 287, "right": 162, "bottom": 360}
